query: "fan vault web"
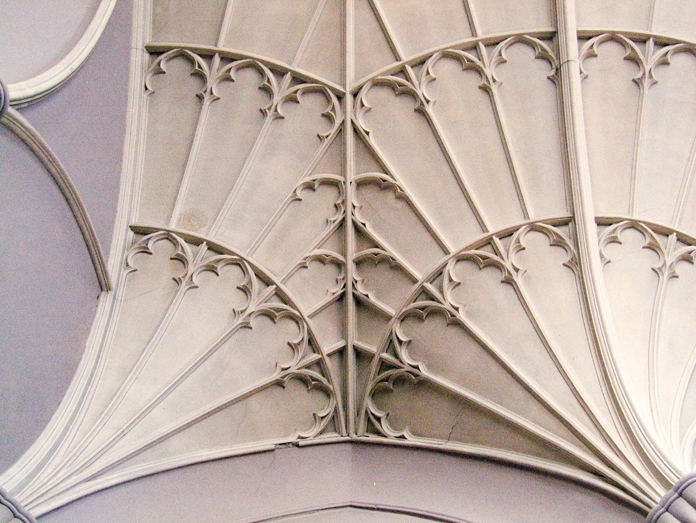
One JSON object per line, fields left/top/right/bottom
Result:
{"left": 2, "top": 0, "right": 696, "bottom": 516}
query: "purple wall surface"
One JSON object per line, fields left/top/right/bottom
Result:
{"left": 37, "top": 443, "right": 646, "bottom": 523}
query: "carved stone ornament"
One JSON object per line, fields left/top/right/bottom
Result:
{"left": 3, "top": 0, "right": 696, "bottom": 520}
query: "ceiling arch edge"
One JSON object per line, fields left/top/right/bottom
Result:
{"left": 34, "top": 443, "right": 646, "bottom": 523}
{"left": 0, "top": 103, "right": 111, "bottom": 291}
{"left": 243, "top": 502, "right": 470, "bottom": 523}
{"left": 647, "top": 472, "right": 696, "bottom": 523}
{"left": 6, "top": 0, "right": 117, "bottom": 107}
{"left": 0, "top": 488, "right": 35, "bottom": 523}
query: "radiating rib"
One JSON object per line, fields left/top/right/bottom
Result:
{"left": 22, "top": 284, "right": 279, "bottom": 508}
{"left": 491, "top": 231, "right": 653, "bottom": 485}
{"left": 127, "top": 226, "right": 350, "bottom": 436}
{"left": 352, "top": 290, "right": 396, "bottom": 319}
{"left": 358, "top": 1, "right": 492, "bottom": 242}
{"left": 19, "top": 240, "right": 209, "bottom": 503}
{"left": 168, "top": 54, "right": 219, "bottom": 228}
{"left": 367, "top": 0, "right": 405, "bottom": 62}
{"left": 278, "top": 219, "right": 344, "bottom": 283}
{"left": 487, "top": 233, "right": 624, "bottom": 454}
{"left": 216, "top": 0, "right": 237, "bottom": 48}
{"left": 354, "top": 340, "right": 378, "bottom": 355}
{"left": 354, "top": 248, "right": 419, "bottom": 291}
{"left": 33, "top": 359, "right": 330, "bottom": 510}
{"left": 487, "top": 86, "right": 531, "bottom": 218}
{"left": 599, "top": 221, "right": 685, "bottom": 479}
{"left": 629, "top": 40, "right": 652, "bottom": 216}
{"left": 352, "top": 132, "right": 455, "bottom": 254}
{"left": 245, "top": 141, "right": 344, "bottom": 258}
{"left": 509, "top": 261, "right": 647, "bottom": 476}
{"left": 208, "top": 71, "right": 292, "bottom": 238}
{"left": 557, "top": 2, "right": 668, "bottom": 500}
{"left": 324, "top": 340, "right": 346, "bottom": 356}
{"left": 672, "top": 133, "right": 696, "bottom": 229}
{"left": 462, "top": 0, "right": 481, "bottom": 37}
{"left": 671, "top": 336, "right": 696, "bottom": 457}
{"left": 682, "top": 419, "right": 696, "bottom": 467}
{"left": 404, "top": 65, "right": 493, "bottom": 232}
{"left": 481, "top": 42, "right": 537, "bottom": 219}
{"left": 564, "top": 225, "right": 641, "bottom": 464}
{"left": 210, "top": 77, "right": 341, "bottom": 244}
{"left": 344, "top": 1, "right": 357, "bottom": 434}
{"left": 307, "top": 287, "right": 346, "bottom": 317}
{"left": 352, "top": 219, "right": 424, "bottom": 283}
{"left": 647, "top": 233, "right": 676, "bottom": 447}
{"left": 292, "top": 0, "right": 329, "bottom": 68}
{"left": 446, "top": 288, "right": 650, "bottom": 494}
{"left": 649, "top": 0, "right": 660, "bottom": 32}
{"left": 352, "top": 219, "right": 446, "bottom": 306}
{"left": 368, "top": 355, "right": 653, "bottom": 505}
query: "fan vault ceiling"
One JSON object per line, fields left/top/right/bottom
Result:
{"left": 2, "top": 0, "right": 696, "bottom": 520}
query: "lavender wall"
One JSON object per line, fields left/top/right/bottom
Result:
{"left": 0, "top": 0, "right": 99, "bottom": 84}
{"left": 38, "top": 443, "right": 645, "bottom": 523}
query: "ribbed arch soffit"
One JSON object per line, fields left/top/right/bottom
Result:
{"left": 4, "top": 0, "right": 696, "bottom": 516}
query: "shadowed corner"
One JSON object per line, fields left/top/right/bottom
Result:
{"left": 1, "top": 486, "right": 37, "bottom": 523}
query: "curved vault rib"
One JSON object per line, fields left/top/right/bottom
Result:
{"left": 7, "top": 1, "right": 696, "bottom": 518}
{"left": 356, "top": 217, "right": 659, "bottom": 506}
{"left": 556, "top": 2, "right": 674, "bottom": 499}
{"left": 350, "top": 29, "right": 557, "bottom": 94}
{"left": 12, "top": 226, "right": 343, "bottom": 515}
{"left": 145, "top": 43, "right": 345, "bottom": 95}
{"left": 578, "top": 29, "right": 696, "bottom": 487}
{"left": 0, "top": 106, "right": 111, "bottom": 291}
{"left": 7, "top": 0, "right": 117, "bottom": 106}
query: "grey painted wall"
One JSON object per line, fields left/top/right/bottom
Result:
{"left": 0, "top": 124, "right": 99, "bottom": 473}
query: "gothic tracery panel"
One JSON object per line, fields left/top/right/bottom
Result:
{"left": 3, "top": 0, "right": 696, "bottom": 517}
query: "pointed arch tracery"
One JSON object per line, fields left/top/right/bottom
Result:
{"left": 3, "top": 0, "right": 696, "bottom": 517}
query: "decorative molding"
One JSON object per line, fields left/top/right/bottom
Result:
{"left": 647, "top": 472, "right": 696, "bottom": 523}
{"left": 350, "top": 29, "right": 558, "bottom": 92}
{"left": 359, "top": 218, "right": 669, "bottom": 509}
{"left": 145, "top": 43, "right": 345, "bottom": 95}
{"left": 0, "top": 107, "right": 111, "bottom": 291}
{"left": 0, "top": 488, "right": 35, "bottom": 523}
{"left": 7, "top": 0, "right": 118, "bottom": 106}
{"left": 5, "top": 228, "right": 341, "bottom": 515}
{"left": 556, "top": 0, "right": 672, "bottom": 503}
{"left": 0, "top": 79, "right": 8, "bottom": 119}
{"left": 6, "top": 0, "right": 696, "bottom": 517}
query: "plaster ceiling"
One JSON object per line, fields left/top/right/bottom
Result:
{"left": 3, "top": 0, "right": 696, "bottom": 517}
